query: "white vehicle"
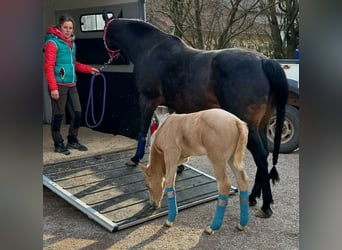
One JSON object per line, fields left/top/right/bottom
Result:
{"left": 267, "top": 59, "right": 299, "bottom": 153}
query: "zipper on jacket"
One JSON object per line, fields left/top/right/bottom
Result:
{"left": 70, "top": 47, "right": 75, "bottom": 83}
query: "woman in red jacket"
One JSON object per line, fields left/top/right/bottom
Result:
{"left": 44, "top": 14, "right": 100, "bottom": 155}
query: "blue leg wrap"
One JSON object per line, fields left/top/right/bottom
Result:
{"left": 134, "top": 133, "right": 147, "bottom": 160}
{"left": 239, "top": 191, "right": 250, "bottom": 226}
{"left": 210, "top": 194, "right": 229, "bottom": 231}
{"left": 166, "top": 187, "right": 178, "bottom": 222}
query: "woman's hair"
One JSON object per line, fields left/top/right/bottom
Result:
{"left": 57, "top": 14, "right": 75, "bottom": 29}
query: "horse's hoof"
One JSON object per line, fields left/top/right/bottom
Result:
{"left": 164, "top": 220, "right": 173, "bottom": 227}
{"left": 204, "top": 226, "right": 215, "bottom": 235}
{"left": 249, "top": 200, "right": 257, "bottom": 206}
{"left": 236, "top": 224, "right": 245, "bottom": 231}
{"left": 177, "top": 165, "right": 185, "bottom": 174}
{"left": 255, "top": 208, "right": 273, "bottom": 218}
{"left": 125, "top": 160, "right": 137, "bottom": 167}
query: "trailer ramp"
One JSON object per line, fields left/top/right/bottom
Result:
{"left": 43, "top": 149, "right": 237, "bottom": 232}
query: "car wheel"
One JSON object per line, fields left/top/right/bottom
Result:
{"left": 267, "top": 105, "right": 299, "bottom": 153}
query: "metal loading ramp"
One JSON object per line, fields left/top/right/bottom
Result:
{"left": 43, "top": 149, "right": 236, "bottom": 232}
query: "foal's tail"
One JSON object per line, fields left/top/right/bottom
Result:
{"left": 233, "top": 119, "right": 249, "bottom": 169}
{"left": 262, "top": 59, "right": 289, "bottom": 184}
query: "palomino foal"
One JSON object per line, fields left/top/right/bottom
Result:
{"left": 139, "top": 108, "right": 250, "bottom": 234}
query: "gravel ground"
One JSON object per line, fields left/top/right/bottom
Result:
{"left": 43, "top": 124, "right": 299, "bottom": 250}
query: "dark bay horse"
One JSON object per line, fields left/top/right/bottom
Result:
{"left": 102, "top": 15, "right": 288, "bottom": 218}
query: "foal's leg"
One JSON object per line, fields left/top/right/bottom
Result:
{"left": 163, "top": 151, "right": 180, "bottom": 227}
{"left": 247, "top": 126, "right": 273, "bottom": 218}
{"left": 229, "top": 160, "right": 250, "bottom": 230}
{"left": 205, "top": 159, "right": 231, "bottom": 235}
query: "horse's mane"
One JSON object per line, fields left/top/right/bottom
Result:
{"left": 118, "top": 18, "right": 187, "bottom": 47}
{"left": 118, "top": 18, "right": 165, "bottom": 35}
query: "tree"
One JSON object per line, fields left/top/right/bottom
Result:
{"left": 146, "top": 0, "right": 191, "bottom": 37}
{"left": 147, "top": 0, "right": 265, "bottom": 50}
{"left": 146, "top": 0, "right": 299, "bottom": 58}
{"left": 260, "top": 0, "right": 299, "bottom": 58}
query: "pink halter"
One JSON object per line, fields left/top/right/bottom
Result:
{"left": 103, "top": 18, "right": 120, "bottom": 61}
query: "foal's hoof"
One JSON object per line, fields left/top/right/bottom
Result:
{"left": 204, "top": 226, "right": 216, "bottom": 235}
{"left": 255, "top": 208, "right": 273, "bottom": 218}
{"left": 164, "top": 220, "right": 173, "bottom": 227}
{"left": 236, "top": 224, "right": 245, "bottom": 231}
{"left": 125, "top": 159, "right": 137, "bottom": 167}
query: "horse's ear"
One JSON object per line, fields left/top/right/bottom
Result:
{"left": 102, "top": 9, "right": 122, "bottom": 23}
{"left": 117, "top": 9, "right": 123, "bottom": 18}
{"left": 102, "top": 9, "right": 109, "bottom": 23}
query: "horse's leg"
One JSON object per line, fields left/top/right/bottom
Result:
{"left": 163, "top": 151, "right": 180, "bottom": 227}
{"left": 247, "top": 126, "right": 273, "bottom": 218}
{"left": 127, "top": 95, "right": 157, "bottom": 166}
{"left": 259, "top": 126, "right": 269, "bottom": 153}
{"left": 205, "top": 159, "right": 230, "bottom": 235}
{"left": 249, "top": 169, "right": 262, "bottom": 206}
{"left": 161, "top": 107, "right": 185, "bottom": 175}
{"left": 229, "top": 159, "right": 250, "bottom": 231}
{"left": 247, "top": 126, "right": 265, "bottom": 205}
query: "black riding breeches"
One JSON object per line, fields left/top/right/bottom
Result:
{"left": 50, "top": 85, "right": 82, "bottom": 144}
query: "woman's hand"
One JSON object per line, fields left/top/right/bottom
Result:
{"left": 51, "top": 90, "right": 59, "bottom": 100}
{"left": 91, "top": 67, "right": 100, "bottom": 75}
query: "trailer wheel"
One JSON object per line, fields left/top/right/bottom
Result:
{"left": 267, "top": 105, "right": 299, "bottom": 153}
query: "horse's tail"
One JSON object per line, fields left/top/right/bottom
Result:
{"left": 262, "top": 59, "right": 289, "bottom": 184}
{"left": 233, "top": 119, "right": 249, "bottom": 170}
